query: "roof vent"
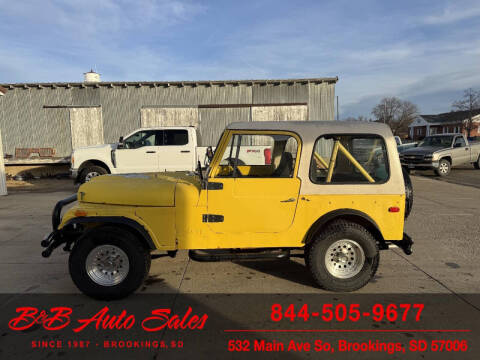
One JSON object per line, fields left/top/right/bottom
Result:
{"left": 83, "top": 69, "right": 100, "bottom": 83}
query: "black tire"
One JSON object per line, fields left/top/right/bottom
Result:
{"left": 306, "top": 220, "right": 379, "bottom": 292}
{"left": 402, "top": 167, "right": 413, "bottom": 218}
{"left": 474, "top": 156, "right": 480, "bottom": 169}
{"left": 434, "top": 158, "right": 451, "bottom": 176}
{"left": 79, "top": 165, "right": 108, "bottom": 184}
{"left": 69, "top": 226, "right": 151, "bottom": 300}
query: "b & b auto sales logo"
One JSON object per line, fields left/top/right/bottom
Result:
{"left": 8, "top": 306, "right": 208, "bottom": 332}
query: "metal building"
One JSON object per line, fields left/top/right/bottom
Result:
{"left": 0, "top": 85, "right": 7, "bottom": 195}
{"left": 0, "top": 77, "right": 337, "bottom": 159}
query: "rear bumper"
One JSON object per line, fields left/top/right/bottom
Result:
{"left": 387, "top": 233, "right": 414, "bottom": 255}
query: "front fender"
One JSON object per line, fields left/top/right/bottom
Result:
{"left": 59, "top": 203, "right": 175, "bottom": 250}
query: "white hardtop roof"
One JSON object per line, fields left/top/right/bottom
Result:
{"left": 227, "top": 121, "right": 393, "bottom": 139}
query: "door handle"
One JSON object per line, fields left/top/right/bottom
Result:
{"left": 280, "top": 198, "right": 296, "bottom": 203}
{"left": 181, "top": 150, "right": 191, "bottom": 153}
{"left": 146, "top": 151, "right": 156, "bottom": 153}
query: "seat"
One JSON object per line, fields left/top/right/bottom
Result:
{"left": 272, "top": 152, "right": 293, "bottom": 177}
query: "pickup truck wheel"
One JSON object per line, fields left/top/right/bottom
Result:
{"left": 69, "top": 226, "right": 150, "bottom": 300}
{"left": 306, "top": 221, "right": 379, "bottom": 292}
{"left": 435, "top": 159, "right": 451, "bottom": 176}
{"left": 80, "top": 165, "right": 107, "bottom": 183}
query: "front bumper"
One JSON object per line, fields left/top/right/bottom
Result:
{"left": 41, "top": 194, "right": 78, "bottom": 258}
{"left": 70, "top": 168, "right": 78, "bottom": 180}
{"left": 401, "top": 160, "right": 438, "bottom": 170}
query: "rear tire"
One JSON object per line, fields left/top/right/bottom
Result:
{"left": 69, "top": 226, "right": 150, "bottom": 300}
{"left": 434, "top": 158, "right": 451, "bottom": 176}
{"left": 79, "top": 165, "right": 108, "bottom": 183}
{"left": 306, "top": 220, "right": 379, "bottom": 292}
{"left": 402, "top": 167, "right": 413, "bottom": 218}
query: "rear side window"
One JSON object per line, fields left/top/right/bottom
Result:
{"left": 310, "top": 135, "right": 389, "bottom": 184}
{"left": 164, "top": 130, "right": 189, "bottom": 146}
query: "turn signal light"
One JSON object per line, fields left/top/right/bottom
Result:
{"left": 388, "top": 207, "right": 400, "bottom": 213}
{"left": 74, "top": 210, "right": 87, "bottom": 217}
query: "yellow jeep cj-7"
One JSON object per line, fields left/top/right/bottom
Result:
{"left": 41, "top": 121, "right": 414, "bottom": 299}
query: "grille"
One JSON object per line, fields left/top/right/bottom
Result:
{"left": 402, "top": 155, "right": 425, "bottom": 164}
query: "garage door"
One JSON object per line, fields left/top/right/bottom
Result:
{"left": 70, "top": 107, "right": 104, "bottom": 150}
{"left": 141, "top": 107, "right": 199, "bottom": 128}
{"left": 251, "top": 105, "right": 308, "bottom": 122}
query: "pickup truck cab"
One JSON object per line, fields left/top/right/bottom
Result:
{"left": 400, "top": 133, "right": 480, "bottom": 176}
{"left": 71, "top": 126, "right": 270, "bottom": 183}
{"left": 42, "top": 121, "right": 414, "bottom": 299}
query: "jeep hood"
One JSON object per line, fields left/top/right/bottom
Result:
{"left": 78, "top": 172, "right": 200, "bottom": 206}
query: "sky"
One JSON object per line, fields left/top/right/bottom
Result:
{"left": 0, "top": 0, "right": 479, "bottom": 119}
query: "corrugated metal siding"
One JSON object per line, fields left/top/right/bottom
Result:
{"left": 252, "top": 83, "right": 308, "bottom": 104}
{"left": 308, "top": 83, "right": 335, "bottom": 120}
{"left": 198, "top": 107, "right": 251, "bottom": 146}
{"left": 0, "top": 107, "right": 7, "bottom": 195}
{"left": 72, "top": 87, "right": 100, "bottom": 106}
{"left": 197, "top": 84, "right": 252, "bottom": 105}
{"left": 156, "top": 85, "right": 197, "bottom": 105}
{"left": 44, "top": 107, "right": 72, "bottom": 156}
{"left": 70, "top": 107, "right": 104, "bottom": 149}
{"left": 101, "top": 87, "right": 140, "bottom": 143}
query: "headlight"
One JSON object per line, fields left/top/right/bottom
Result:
{"left": 424, "top": 155, "right": 433, "bottom": 160}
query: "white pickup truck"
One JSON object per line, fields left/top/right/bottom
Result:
{"left": 70, "top": 126, "right": 272, "bottom": 183}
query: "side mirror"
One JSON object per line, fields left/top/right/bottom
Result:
{"left": 118, "top": 136, "right": 124, "bottom": 149}
{"left": 206, "top": 146, "right": 214, "bottom": 163}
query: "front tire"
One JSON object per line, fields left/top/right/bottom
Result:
{"left": 306, "top": 221, "right": 379, "bottom": 292}
{"left": 434, "top": 158, "right": 451, "bottom": 176}
{"left": 80, "top": 165, "right": 108, "bottom": 183}
{"left": 69, "top": 226, "right": 150, "bottom": 300}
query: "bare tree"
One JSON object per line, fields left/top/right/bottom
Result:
{"left": 372, "top": 97, "right": 419, "bottom": 136}
{"left": 452, "top": 88, "right": 480, "bottom": 138}
{"left": 343, "top": 115, "right": 372, "bottom": 122}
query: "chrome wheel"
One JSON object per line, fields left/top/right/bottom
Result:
{"left": 85, "top": 245, "right": 129, "bottom": 286}
{"left": 325, "top": 239, "right": 365, "bottom": 279}
{"left": 85, "top": 171, "right": 100, "bottom": 182}
{"left": 439, "top": 161, "right": 449, "bottom": 174}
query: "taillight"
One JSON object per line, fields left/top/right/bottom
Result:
{"left": 388, "top": 207, "right": 400, "bottom": 213}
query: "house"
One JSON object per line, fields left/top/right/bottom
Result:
{"left": 409, "top": 109, "right": 480, "bottom": 140}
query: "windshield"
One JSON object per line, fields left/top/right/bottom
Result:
{"left": 418, "top": 136, "right": 453, "bottom": 148}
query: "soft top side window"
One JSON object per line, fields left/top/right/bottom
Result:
{"left": 310, "top": 134, "right": 389, "bottom": 184}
